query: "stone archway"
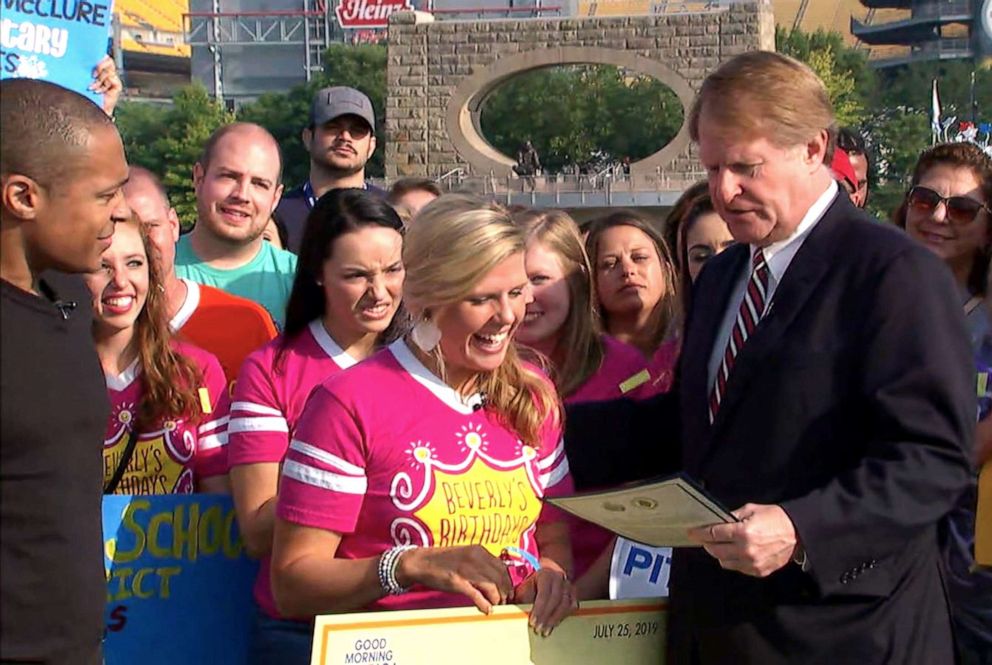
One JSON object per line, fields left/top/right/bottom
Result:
{"left": 385, "top": 3, "right": 775, "bottom": 181}
{"left": 447, "top": 47, "right": 695, "bottom": 178}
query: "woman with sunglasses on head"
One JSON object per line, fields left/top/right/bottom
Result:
{"left": 585, "top": 211, "right": 681, "bottom": 396}
{"left": 269, "top": 195, "right": 576, "bottom": 661}
{"left": 896, "top": 141, "right": 992, "bottom": 664}
{"left": 227, "top": 189, "right": 407, "bottom": 664}
{"left": 84, "top": 217, "right": 230, "bottom": 496}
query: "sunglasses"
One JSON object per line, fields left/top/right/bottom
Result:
{"left": 907, "top": 186, "right": 990, "bottom": 225}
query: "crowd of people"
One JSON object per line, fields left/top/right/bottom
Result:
{"left": 1, "top": 49, "right": 990, "bottom": 665}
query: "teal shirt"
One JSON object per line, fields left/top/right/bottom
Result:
{"left": 174, "top": 235, "right": 297, "bottom": 329}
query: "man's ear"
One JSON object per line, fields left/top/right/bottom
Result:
{"left": 804, "top": 129, "right": 830, "bottom": 172}
{"left": 270, "top": 183, "right": 285, "bottom": 215}
{"left": 302, "top": 127, "right": 313, "bottom": 154}
{"left": 192, "top": 162, "right": 205, "bottom": 189}
{"left": 2, "top": 175, "right": 45, "bottom": 221}
{"left": 167, "top": 207, "right": 181, "bottom": 242}
{"left": 367, "top": 134, "right": 377, "bottom": 159}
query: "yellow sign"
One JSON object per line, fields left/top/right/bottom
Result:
{"left": 311, "top": 599, "right": 667, "bottom": 665}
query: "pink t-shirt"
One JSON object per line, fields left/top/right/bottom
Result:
{"left": 227, "top": 319, "right": 358, "bottom": 618}
{"left": 563, "top": 335, "right": 651, "bottom": 577}
{"left": 566, "top": 336, "right": 651, "bottom": 405}
{"left": 102, "top": 340, "right": 229, "bottom": 494}
{"left": 277, "top": 339, "right": 573, "bottom": 614}
{"left": 639, "top": 338, "right": 680, "bottom": 398}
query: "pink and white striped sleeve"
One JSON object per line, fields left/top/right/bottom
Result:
{"left": 536, "top": 420, "right": 573, "bottom": 525}
{"left": 196, "top": 352, "right": 231, "bottom": 479}
{"left": 228, "top": 350, "right": 292, "bottom": 467}
{"left": 277, "top": 384, "right": 368, "bottom": 534}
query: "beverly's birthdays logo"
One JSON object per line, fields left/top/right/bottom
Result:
{"left": 388, "top": 423, "right": 543, "bottom": 556}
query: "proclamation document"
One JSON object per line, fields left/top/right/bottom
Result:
{"left": 545, "top": 474, "right": 738, "bottom": 547}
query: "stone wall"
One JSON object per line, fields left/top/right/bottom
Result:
{"left": 385, "top": 2, "right": 774, "bottom": 180}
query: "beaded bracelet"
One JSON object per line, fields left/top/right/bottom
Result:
{"left": 378, "top": 545, "right": 417, "bottom": 595}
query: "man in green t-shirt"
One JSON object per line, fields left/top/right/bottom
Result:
{"left": 176, "top": 122, "right": 297, "bottom": 328}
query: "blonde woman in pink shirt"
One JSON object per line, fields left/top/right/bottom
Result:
{"left": 512, "top": 208, "right": 656, "bottom": 593}
{"left": 271, "top": 196, "right": 577, "bottom": 660}
{"left": 228, "top": 189, "right": 406, "bottom": 664}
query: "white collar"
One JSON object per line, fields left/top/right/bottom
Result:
{"left": 106, "top": 356, "right": 142, "bottom": 392}
{"left": 754, "top": 180, "right": 837, "bottom": 284}
{"left": 168, "top": 278, "right": 200, "bottom": 332}
{"left": 388, "top": 338, "right": 485, "bottom": 415}
{"left": 308, "top": 319, "right": 358, "bottom": 369}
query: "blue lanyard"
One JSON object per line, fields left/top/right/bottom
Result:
{"left": 302, "top": 181, "right": 317, "bottom": 209}
{"left": 303, "top": 180, "right": 374, "bottom": 209}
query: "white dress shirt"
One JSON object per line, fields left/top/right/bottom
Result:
{"left": 706, "top": 181, "right": 839, "bottom": 389}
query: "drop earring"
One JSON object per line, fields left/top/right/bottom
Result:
{"left": 410, "top": 316, "right": 441, "bottom": 353}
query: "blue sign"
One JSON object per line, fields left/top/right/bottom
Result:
{"left": 102, "top": 494, "right": 258, "bottom": 665}
{"left": 609, "top": 538, "right": 671, "bottom": 600}
{"left": 0, "top": 0, "right": 114, "bottom": 103}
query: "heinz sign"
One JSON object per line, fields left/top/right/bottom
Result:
{"left": 335, "top": 0, "right": 415, "bottom": 28}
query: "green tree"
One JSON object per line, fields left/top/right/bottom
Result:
{"left": 480, "top": 64, "right": 683, "bottom": 174}
{"left": 861, "top": 110, "right": 931, "bottom": 219}
{"left": 116, "top": 83, "right": 233, "bottom": 228}
{"left": 776, "top": 26, "right": 873, "bottom": 127}
{"left": 238, "top": 82, "right": 322, "bottom": 189}
{"left": 874, "top": 60, "right": 991, "bottom": 127}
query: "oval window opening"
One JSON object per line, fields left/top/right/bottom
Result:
{"left": 478, "top": 64, "right": 685, "bottom": 176}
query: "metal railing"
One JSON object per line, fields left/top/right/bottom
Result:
{"left": 385, "top": 171, "right": 706, "bottom": 204}
{"left": 914, "top": 37, "right": 974, "bottom": 54}
{"left": 911, "top": 0, "right": 972, "bottom": 18}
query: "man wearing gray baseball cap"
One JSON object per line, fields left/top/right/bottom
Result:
{"left": 274, "top": 86, "right": 385, "bottom": 253}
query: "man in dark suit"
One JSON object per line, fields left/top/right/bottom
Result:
{"left": 568, "top": 52, "right": 975, "bottom": 664}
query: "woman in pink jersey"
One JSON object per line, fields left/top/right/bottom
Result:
{"left": 512, "top": 208, "right": 653, "bottom": 594}
{"left": 84, "top": 217, "right": 229, "bottom": 495}
{"left": 271, "top": 195, "right": 576, "bottom": 661}
{"left": 227, "top": 189, "right": 406, "bottom": 664}
{"left": 586, "top": 210, "right": 681, "bottom": 397}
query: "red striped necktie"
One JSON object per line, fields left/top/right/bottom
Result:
{"left": 708, "top": 248, "right": 770, "bottom": 423}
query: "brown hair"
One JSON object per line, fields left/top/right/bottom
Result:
{"left": 513, "top": 208, "right": 604, "bottom": 397}
{"left": 667, "top": 182, "right": 715, "bottom": 316}
{"left": 893, "top": 142, "right": 992, "bottom": 297}
{"left": 585, "top": 210, "right": 680, "bottom": 353}
{"left": 688, "top": 51, "right": 835, "bottom": 149}
{"left": 404, "top": 195, "right": 561, "bottom": 447}
{"left": 387, "top": 177, "right": 442, "bottom": 204}
{"left": 117, "top": 218, "right": 205, "bottom": 431}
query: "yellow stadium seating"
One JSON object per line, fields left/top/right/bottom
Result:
{"left": 576, "top": 0, "right": 912, "bottom": 62}
{"left": 117, "top": 0, "right": 190, "bottom": 58}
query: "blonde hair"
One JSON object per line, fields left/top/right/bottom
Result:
{"left": 404, "top": 195, "right": 561, "bottom": 447}
{"left": 513, "top": 208, "right": 604, "bottom": 397}
{"left": 688, "top": 51, "right": 835, "bottom": 148}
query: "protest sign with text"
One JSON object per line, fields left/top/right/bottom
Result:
{"left": 102, "top": 494, "right": 258, "bottom": 665}
{"left": 1, "top": 0, "right": 114, "bottom": 103}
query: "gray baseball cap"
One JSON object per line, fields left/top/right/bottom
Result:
{"left": 310, "top": 86, "right": 375, "bottom": 132}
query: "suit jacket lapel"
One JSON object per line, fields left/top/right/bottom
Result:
{"left": 706, "top": 195, "right": 845, "bottom": 444}
{"left": 680, "top": 244, "right": 750, "bottom": 463}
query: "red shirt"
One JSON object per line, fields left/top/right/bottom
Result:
{"left": 170, "top": 279, "right": 278, "bottom": 396}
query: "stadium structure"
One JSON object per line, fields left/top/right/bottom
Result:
{"left": 850, "top": 0, "right": 991, "bottom": 67}
{"left": 117, "top": 0, "right": 191, "bottom": 98}
{"left": 114, "top": 0, "right": 988, "bottom": 102}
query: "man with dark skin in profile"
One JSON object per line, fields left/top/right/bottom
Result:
{"left": 1, "top": 78, "right": 130, "bottom": 664}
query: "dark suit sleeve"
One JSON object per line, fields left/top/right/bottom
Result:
{"left": 780, "top": 246, "right": 974, "bottom": 597}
